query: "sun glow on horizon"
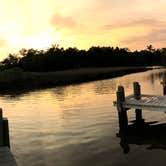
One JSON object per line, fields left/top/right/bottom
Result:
{"left": 0, "top": 0, "right": 166, "bottom": 60}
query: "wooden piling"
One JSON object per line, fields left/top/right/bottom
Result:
{"left": 0, "top": 108, "right": 10, "bottom": 148}
{"left": 0, "top": 108, "right": 3, "bottom": 146}
{"left": 3, "top": 118, "right": 10, "bottom": 148}
{"left": 162, "top": 74, "right": 166, "bottom": 95}
{"left": 116, "top": 86, "right": 128, "bottom": 133}
{"left": 133, "top": 82, "right": 143, "bottom": 124}
{"left": 0, "top": 109, "right": 16, "bottom": 165}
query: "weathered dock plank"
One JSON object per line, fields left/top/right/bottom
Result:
{"left": 123, "top": 94, "right": 166, "bottom": 112}
{"left": 0, "top": 147, "right": 17, "bottom": 166}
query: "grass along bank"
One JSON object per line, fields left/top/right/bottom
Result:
{"left": 0, "top": 66, "right": 161, "bottom": 91}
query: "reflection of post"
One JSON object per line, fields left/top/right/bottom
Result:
{"left": 133, "top": 82, "right": 143, "bottom": 124}
{"left": 117, "top": 86, "right": 128, "bottom": 133}
{"left": 119, "top": 133, "right": 130, "bottom": 154}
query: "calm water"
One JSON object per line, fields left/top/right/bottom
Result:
{"left": 1, "top": 69, "right": 166, "bottom": 166}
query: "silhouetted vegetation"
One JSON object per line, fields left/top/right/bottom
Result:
{"left": 0, "top": 44, "right": 164, "bottom": 90}
{"left": 1, "top": 44, "right": 166, "bottom": 72}
{"left": 0, "top": 67, "right": 149, "bottom": 90}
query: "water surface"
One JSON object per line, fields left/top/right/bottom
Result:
{"left": 1, "top": 69, "right": 166, "bottom": 166}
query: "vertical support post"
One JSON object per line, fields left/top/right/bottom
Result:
{"left": 117, "top": 86, "right": 128, "bottom": 133}
{"left": 0, "top": 108, "right": 3, "bottom": 146}
{"left": 133, "top": 82, "right": 143, "bottom": 124}
{"left": 0, "top": 108, "right": 10, "bottom": 148}
{"left": 163, "top": 74, "right": 166, "bottom": 95}
{"left": 3, "top": 118, "right": 10, "bottom": 148}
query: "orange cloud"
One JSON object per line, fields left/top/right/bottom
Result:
{"left": 99, "top": 18, "right": 166, "bottom": 50}
{"left": 118, "top": 19, "right": 166, "bottom": 47}
{"left": 50, "top": 14, "right": 77, "bottom": 30}
{"left": 102, "top": 18, "right": 166, "bottom": 30}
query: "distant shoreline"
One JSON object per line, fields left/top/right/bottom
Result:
{"left": 0, "top": 66, "right": 163, "bottom": 92}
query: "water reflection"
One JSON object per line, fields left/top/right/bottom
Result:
{"left": 1, "top": 68, "right": 166, "bottom": 166}
{"left": 93, "top": 79, "right": 117, "bottom": 95}
{"left": 118, "top": 121, "right": 166, "bottom": 153}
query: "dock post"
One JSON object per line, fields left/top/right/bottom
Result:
{"left": 162, "top": 74, "right": 166, "bottom": 95}
{"left": 133, "top": 82, "right": 143, "bottom": 125}
{"left": 3, "top": 118, "right": 10, "bottom": 148}
{"left": 0, "top": 108, "right": 4, "bottom": 146}
{"left": 117, "top": 86, "right": 128, "bottom": 133}
{"left": 0, "top": 108, "right": 10, "bottom": 148}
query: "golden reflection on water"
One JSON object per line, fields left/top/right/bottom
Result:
{"left": 0, "top": 69, "right": 166, "bottom": 166}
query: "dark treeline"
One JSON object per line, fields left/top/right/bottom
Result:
{"left": 1, "top": 44, "right": 166, "bottom": 72}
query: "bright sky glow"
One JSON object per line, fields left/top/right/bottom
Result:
{"left": 0, "top": 0, "right": 166, "bottom": 60}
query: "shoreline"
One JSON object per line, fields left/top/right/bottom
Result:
{"left": 0, "top": 66, "right": 163, "bottom": 93}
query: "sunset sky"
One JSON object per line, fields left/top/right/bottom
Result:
{"left": 0, "top": 0, "right": 166, "bottom": 60}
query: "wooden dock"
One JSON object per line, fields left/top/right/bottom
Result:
{"left": 114, "top": 80, "right": 166, "bottom": 133}
{"left": 124, "top": 94, "right": 166, "bottom": 112}
{"left": 0, "top": 109, "right": 17, "bottom": 166}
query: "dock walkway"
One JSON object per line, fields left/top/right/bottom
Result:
{"left": 124, "top": 94, "right": 166, "bottom": 112}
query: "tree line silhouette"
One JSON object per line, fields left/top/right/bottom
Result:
{"left": 1, "top": 44, "right": 166, "bottom": 72}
